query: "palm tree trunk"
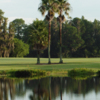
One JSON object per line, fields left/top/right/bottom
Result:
{"left": 59, "top": 22, "right": 63, "bottom": 63}
{"left": 37, "top": 50, "right": 40, "bottom": 64}
{"left": 48, "top": 21, "right": 51, "bottom": 64}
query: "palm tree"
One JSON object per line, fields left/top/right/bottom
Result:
{"left": 28, "top": 19, "right": 48, "bottom": 64}
{"left": 38, "top": 0, "right": 56, "bottom": 64}
{"left": 56, "top": 0, "right": 71, "bottom": 63}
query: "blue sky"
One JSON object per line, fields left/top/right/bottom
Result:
{"left": 0, "top": 0, "right": 100, "bottom": 24}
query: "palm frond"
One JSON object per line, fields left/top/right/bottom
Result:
{"left": 55, "top": 0, "right": 71, "bottom": 23}
{"left": 38, "top": 5, "right": 46, "bottom": 16}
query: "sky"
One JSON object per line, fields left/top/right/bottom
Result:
{"left": 0, "top": 0, "right": 100, "bottom": 24}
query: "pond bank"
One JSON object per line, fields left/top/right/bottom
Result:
{"left": 0, "top": 68, "right": 99, "bottom": 79}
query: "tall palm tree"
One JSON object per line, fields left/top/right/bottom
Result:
{"left": 56, "top": 0, "right": 71, "bottom": 63}
{"left": 38, "top": 0, "right": 56, "bottom": 64}
{"left": 28, "top": 20, "right": 48, "bottom": 64}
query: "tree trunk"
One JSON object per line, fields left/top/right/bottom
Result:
{"left": 37, "top": 50, "right": 40, "bottom": 64}
{"left": 48, "top": 21, "right": 51, "bottom": 64}
{"left": 59, "top": 21, "right": 63, "bottom": 63}
{"left": 0, "top": 51, "right": 2, "bottom": 57}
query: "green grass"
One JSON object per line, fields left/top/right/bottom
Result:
{"left": 0, "top": 58, "right": 100, "bottom": 72}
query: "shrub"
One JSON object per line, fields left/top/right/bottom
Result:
{"left": 96, "top": 70, "right": 100, "bottom": 76}
{"left": 68, "top": 68, "right": 94, "bottom": 77}
{"left": 10, "top": 70, "right": 46, "bottom": 78}
{"left": 11, "top": 38, "right": 29, "bottom": 57}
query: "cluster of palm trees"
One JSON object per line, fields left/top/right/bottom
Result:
{"left": 38, "top": 0, "right": 71, "bottom": 64}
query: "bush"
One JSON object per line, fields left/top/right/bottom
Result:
{"left": 10, "top": 70, "right": 46, "bottom": 78}
{"left": 11, "top": 38, "right": 29, "bottom": 57}
{"left": 68, "top": 68, "right": 94, "bottom": 77}
{"left": 96, "top": 70, "right": 100, "bottom": 76}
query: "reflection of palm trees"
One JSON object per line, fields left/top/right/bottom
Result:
{"left": 15, "top": 81, "right": 26, "bottom": 96}
{"left": 78, "top": 81, "right": 81, "bottom": 94}
{"left": 29, "top": 90, "right": 36, "bottom": 100}
{"left": 60, "top": 77, "right": 62, "bottom": 100}
{"left": 9, "top": 80, "right": 15, "bottom": 100}
{"left": 0, "top": 78, "right": 24, "bottom": 100}
{"left": 0, "top": 82, "right": 3, "bottom": 100}
{"left": 49, "top": 77, "right": 51, "bottom": 100}
{"left": 0, "top": 79, "right": 16, "bottom": 100}
{"left": 29, "top": 79, "right": 49, "bottom": 100}
{"left": 4, "top": 82, "right": 8, "bottom": 100}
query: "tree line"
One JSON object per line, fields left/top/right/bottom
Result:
{"left": 0, "top": 0, "right": 100, "bottom": 60}
{"left": 0, "top": 10, "right": 100, "bottom": 58}
{"left": 11, "top": 16, "right": 100, "bottom": 58}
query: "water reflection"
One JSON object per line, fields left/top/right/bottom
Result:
{"left": 0, "top": 78, "right": 16, "bottom": 100}
{"left": 0, "top": 76, "right": 100, "bottom": 100}
{"left": 29, "top": 79, "right": 49, "bottom": 100}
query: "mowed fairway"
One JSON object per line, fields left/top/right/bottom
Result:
{"left": 0, "top": 58, "right": 100, "bottom": 71}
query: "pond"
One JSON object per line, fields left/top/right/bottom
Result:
{"left": 0, "top": 76, "right": 100, "bottom": 100}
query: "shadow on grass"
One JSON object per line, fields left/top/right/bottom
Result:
{"left": 0, "top": 62, "right": 89, "bottom": 66}
{"left": 36, "top": 63, "right": 68, "bottom": 65}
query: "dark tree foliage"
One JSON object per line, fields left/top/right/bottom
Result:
{"left": 14, "top": 16, "right": 100, "bottom": 58}
{"left": 0, "top": 10, "right": 14, "bottom": 57}
{"left": 11, "top": 19, "right": 27, "bottom": 39}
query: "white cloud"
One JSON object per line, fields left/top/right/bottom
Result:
{"left": 8, "top": 17, "right": 35, "bottom": 24}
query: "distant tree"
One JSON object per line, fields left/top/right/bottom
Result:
{"left": 62, "top": 24, "right": 84, "bottom": 57}
{"left": 38, "top": 0, "right": 56, "bottom": 64}
{"left": 28, "top": 19, "right": 48, "bottom": 64}
{"left": 11, "top": 38, "right": 29, "bottom": 57}
{"left": 11, "top": 19, "right": 26, "bottom": 39}
{"left": 92, "top": 19, "right": 100, "bottom": 57}
{"left": 72, "top": 17, "right": 96, "bottom": 57}
{"left": 55, "top": 0, "right": 71, "bottom": 63}
{"left": 80, "top": 18, "right": 95, "bottom": 57}
{"left": 50, "top": 18, "right": 59, "bottom": 58}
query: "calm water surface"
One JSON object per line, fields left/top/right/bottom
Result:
{"left": 0, "top": 76, "right": 100, "bottom": 100}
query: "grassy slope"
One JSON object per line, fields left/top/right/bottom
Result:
{"left": 0, "top": 58, "right": 100, "bottom": 71}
